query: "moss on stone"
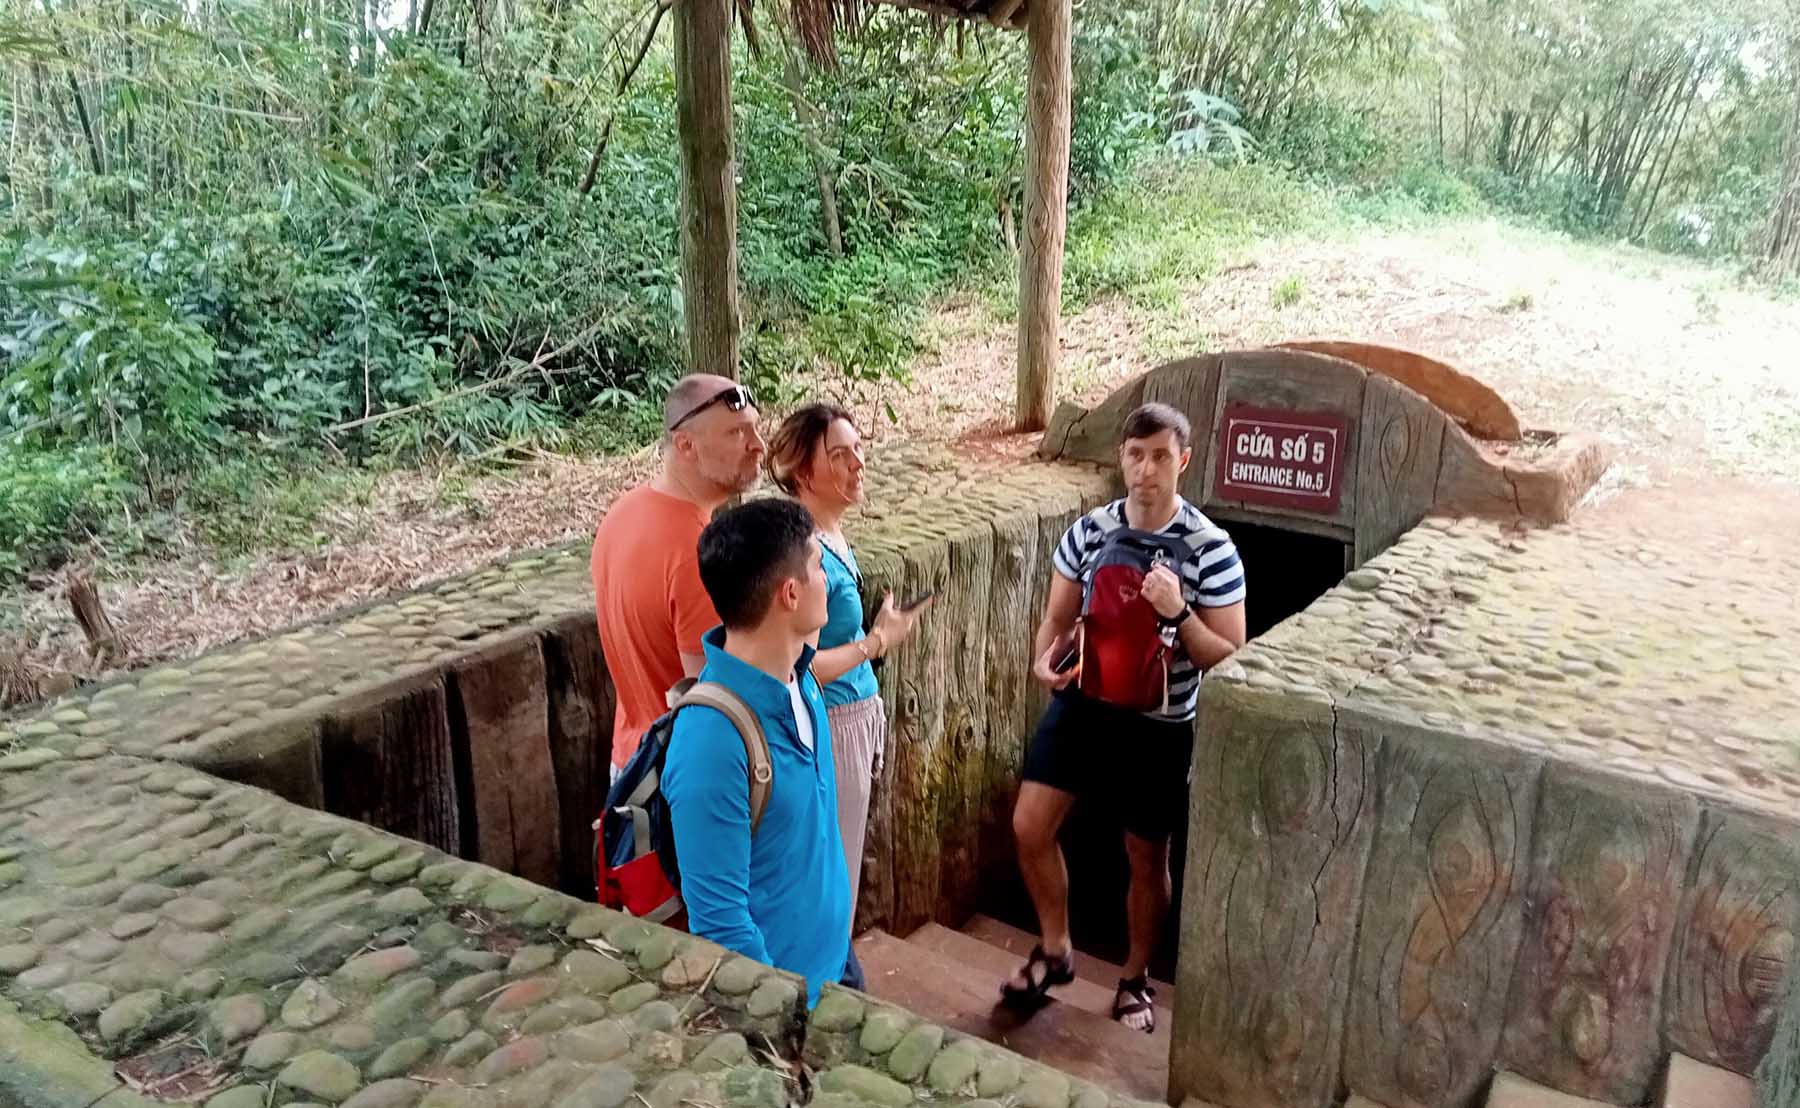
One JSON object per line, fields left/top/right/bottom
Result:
{"left": 818, "top": 1064, "right": 915, "bottom": 1108}
{"left": 1758, "top": 970, "right": 1800, "bottom": 1108}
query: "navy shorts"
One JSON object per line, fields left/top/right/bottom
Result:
{"left": 1021, "top": 689, "right": 1195, "bottom": 843}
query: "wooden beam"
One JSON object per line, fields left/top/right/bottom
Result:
{"left": 1014, "top": 0, "right": 1069, "bottom": 431}
{"left": 673, "top": 0, "right": 741, "bottom": 377}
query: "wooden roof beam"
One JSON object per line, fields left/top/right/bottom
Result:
{"left": 869, "top": 0, "right": 1028, "bottom": 30}
{"left": 987, "top": 0, "right": 1026, "bottom": 29}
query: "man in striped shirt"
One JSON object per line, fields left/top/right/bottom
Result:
{"left": 1001, "top": 402, "right": 1246, "bottom": 1034}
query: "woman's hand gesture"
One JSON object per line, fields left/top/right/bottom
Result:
{"left": 868, "top": 591, "right": 932, "bottom": 657}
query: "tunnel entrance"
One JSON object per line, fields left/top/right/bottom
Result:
{"left": 1225, "top": 518, "right": 1351, "bottom": 640}
{"left": 977, "top": 516, "right": 1350, "bottom": 983}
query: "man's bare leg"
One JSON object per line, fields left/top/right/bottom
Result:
{"left": 1006, "top": 781, "right": 1078, "bottom": 992}
{"left": 1117, "top": 830, "right": 1171, "bottom": 1031}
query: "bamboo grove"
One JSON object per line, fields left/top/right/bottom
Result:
{"left": 0, "top": 0, "right": 1795, "bottom": 580}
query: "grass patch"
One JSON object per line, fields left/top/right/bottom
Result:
{"left": 0, "top": 445, "right": 139, "bottom": 585}
{"left": 181, "top": 455, "right": 381, "bottom": 560}
{"left": 1059, "top": 160, "right": 1329, "bottom": 312}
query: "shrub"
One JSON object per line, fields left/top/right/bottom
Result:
{"left": 0, "top": 445, "right": 137, "bottom": 582}
{"left": 1260, "top": 97, "right": 1393, "bottom": 184}
{"left": 1, "top": 240, "right": 224, "bottom": 482}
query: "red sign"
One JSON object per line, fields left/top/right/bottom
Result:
{"left": 1214, "top": 403, "right": 1349, "bottom": 512}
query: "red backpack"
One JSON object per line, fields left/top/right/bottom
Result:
{"left": 1075, "top": 507, "right": 1206, "bottom": 713}
{"left": 593, "top": 679, "right": 772, "bottom": 923}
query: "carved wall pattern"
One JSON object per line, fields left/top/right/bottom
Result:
{"left": 1344, "top": 734, "right": 1539, "bottom": 1108}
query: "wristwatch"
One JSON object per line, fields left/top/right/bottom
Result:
{"left": 1157, "top": 606, "right": 1194, "bottom": 630}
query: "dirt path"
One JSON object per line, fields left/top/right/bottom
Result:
{"left": 5, "top": 217, "right": 1797, "bottom": 705}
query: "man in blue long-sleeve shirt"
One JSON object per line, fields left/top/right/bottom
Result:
{"left": 662, "top": 498, "right": 854, "bottom": 1006}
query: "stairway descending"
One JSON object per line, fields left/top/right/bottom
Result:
{"left": 1344, "top": 1055, "right": 1757, "bottom": 1108}
{"left": 852, "top": 914, "right": 1171, "bottom": 1103}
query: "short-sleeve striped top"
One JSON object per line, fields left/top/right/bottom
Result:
{"left": 1052, "top": 498, "right": 1246, "bottom": 721}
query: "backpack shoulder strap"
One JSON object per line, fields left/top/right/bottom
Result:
{"left": 1085, "top": 503, "right": 1123, "bottom": 534}
{"left": 664, "top": 676, "right": 698, "bottom": 710}
{"left": 1170, "top": 504, "right": 1230, "bottom": 552}
{"left": 674, "top": 683, "right": 774, "bottom": 836}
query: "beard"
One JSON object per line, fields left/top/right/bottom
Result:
{"left": 700, "top": 453, "right": 762, "bottom": 496}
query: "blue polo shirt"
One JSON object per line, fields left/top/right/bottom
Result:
{"left": 661, "top": 627, "right": 851, "bottom": 1005}
{"left": 819, "top": 542, "right": 879, "bottom": 709}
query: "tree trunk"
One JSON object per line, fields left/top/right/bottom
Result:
{"left": 778, "top": 36, "right": 843, "bottom": 257}
{"left": 1765, "top": 91, "right": 1800, "bottom": 279}
{"left": 673, "top": 0, "right": 741, "bottom": 377}
{"left": 0, "top": 647, "right": 43, "bottom": 711}
{"left": 1015, "top": 0, "right": 1070, "bottom": 432}
{"left": 65, "top": 72, "right": 104, "bottom": 176}
{"left": 66, "top": 572, "right": 123, "bottom": 663}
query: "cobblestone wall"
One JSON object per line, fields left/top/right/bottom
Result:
{"left": 0, "top": 747, "right": 1157, "bottom": 1108}
{"left": 1172, "top": 515, "right": 1800, "bottom": 1108}
{"left": 0, "top": 445, "right": 1114, "bottom": 935}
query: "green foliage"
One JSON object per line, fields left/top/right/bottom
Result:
{"left": 181, "top": 455, "right": 376, "bottom": 558}
{"left": 1261, "top": 97, "right": 1394, "bottom": 183}
{"left": 0, "top": 444, "right": 136, "bottom": 582}
{"left": 2, "top": 3, "right": 1096, "bottom": 564}
{"left": 3, "top": 0, "right": 1792, "bottom": 577}
{"left": 1, "top": 239, "right": 224, "bottom": 479}
{"left": 1070, "top": 14, "right": 1164, "bottom": 195}
{"left": 1061, "top": 160, "right": 1324, "bottom": 311}
{"left": 1271, "top": 274, "right": 1305, "bottom": 307}
{"left": 1389, "top": 163, "right": 1484, "bottom": 215}
{"left": 1643, "top": 165, "right": 1778, "bottom": 260}
{"left": 1166, "top": 89, "right": 1254, "bottom": 162}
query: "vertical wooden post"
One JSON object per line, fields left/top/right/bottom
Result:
{"left": 673, "top": 0, "right": 741, "bottom": 378}
{"left": 1015, "top": 0, "right": 1071, "bottom": 431}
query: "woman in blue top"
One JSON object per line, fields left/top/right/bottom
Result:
{"left": 767, "top": 404, "right": 931, "bottom": 924}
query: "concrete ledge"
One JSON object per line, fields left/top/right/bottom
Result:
{"left": 1662, "top": 1053, "right": 1754, "bottom": 1108}
{"left": 1486, "top": 1072, "right": 1615, "bottom": 1107}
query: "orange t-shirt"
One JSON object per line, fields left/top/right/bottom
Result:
{"left": 591, "top": 485, "right": 720, "bottom": 767}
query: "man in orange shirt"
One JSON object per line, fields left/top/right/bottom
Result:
{"left": 591, "top": 374, "right": 767, "bottom": 774}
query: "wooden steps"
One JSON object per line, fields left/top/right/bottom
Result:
{"left": 870, "top": 919, "right": 1759, "bottom": 1108}
{"left": 852, "top": 928, "right": 1168, "bottom": 1103}
{"left": 906, "top": 922, "right": 1170, "bottom": 1021}
{"left": 960, "top": 912, "right": 1175, "bottom": 997}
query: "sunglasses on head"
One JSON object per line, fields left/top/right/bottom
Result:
{"left": 668, "top": 384, "right": 755, "bottom": 432}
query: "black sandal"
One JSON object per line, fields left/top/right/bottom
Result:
{"left": 1112, "top": 975, "right": 1155, "bottom": 1033}
{"left": 998, "top": 944, "right": 1076, "bottom": 1010}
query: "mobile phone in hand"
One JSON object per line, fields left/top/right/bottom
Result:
{"left": 899, "top": 591, "right": 934, "bottom": 613}
{"left": 1052, "top": 643, "right": 1080, "bottom": 674}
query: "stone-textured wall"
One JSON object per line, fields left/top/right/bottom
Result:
{"left": 1171, "top": 516, "right": 1800, "bottom": 1108}
{"left": 802, "top": 986, "right": 1126, "bottom": 1108}
{"left": 0, "top": 446, "right": 1112, "bottom": 939}
{"left": 1759, "top": 969, "right": 1800, "bottom": 1108}
{"left": 0, "top": 746, "right": 803, "bottom": 1108}
{"left": 0, "top": 745, "right": 1157, "bottom": 1108}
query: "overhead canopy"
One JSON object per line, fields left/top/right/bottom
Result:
{"left": 776, "top": 0, "right": 1030, "bottom": 63}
